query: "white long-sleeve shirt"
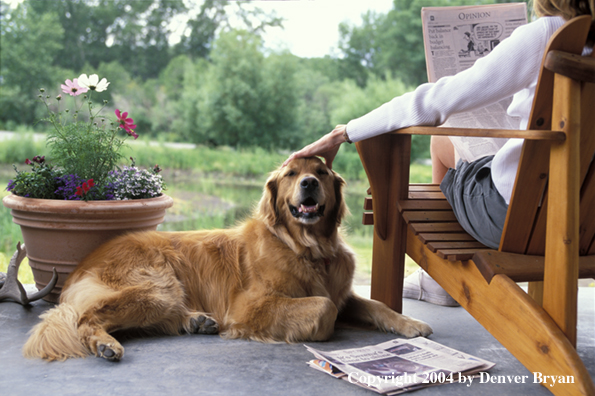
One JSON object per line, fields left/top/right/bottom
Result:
{"left": 346, "top": 16, "right": 568, "bottom": 204}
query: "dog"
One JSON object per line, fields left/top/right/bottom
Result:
{"left": 23, "top": 157, "right": 432, "bottom": 361}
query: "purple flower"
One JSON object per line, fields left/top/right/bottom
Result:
{"left": 54, "top": 174, "right": 86, "bottom": 200}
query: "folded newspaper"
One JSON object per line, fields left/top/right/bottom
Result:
{"left": 306, "top": 337, "right": 495, "bottom": 395}
{"left": 421, "top": 3, "right": 528, "bottom": 162}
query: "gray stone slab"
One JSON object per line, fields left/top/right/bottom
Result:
{"left": 0, "top": 288, "right": 593, "bottom": 396}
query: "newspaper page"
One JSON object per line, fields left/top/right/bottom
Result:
{"left": 421, "top": 3, "right": 527, "bottom": 162}
{"left": 306, "top": 337, "right": 495, "bottom": 394}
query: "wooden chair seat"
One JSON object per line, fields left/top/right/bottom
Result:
{"left": 364, "top": 184, "right": 489, "bottom": 260}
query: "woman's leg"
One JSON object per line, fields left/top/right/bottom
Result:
{"left": 405, "top": 136, "right": 459, "bottom": 307}
{"left": 430, "top": 136, "right": 456, "bottom": 184}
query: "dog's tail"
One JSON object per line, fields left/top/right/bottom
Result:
{"left": 23, "top": 303, "right": 89, "bottom": 361}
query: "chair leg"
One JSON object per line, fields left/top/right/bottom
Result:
{"left": 356, "top": 134, "right": 411, "bottom": 313}
{"left": 407, "top": 233, "right": 595, "bottom": 395}
{"left": 543, "top": 73, "right": 582, "bottom": 346}
{"left": 528, "top": 281, "right": 544, "bottom": 305}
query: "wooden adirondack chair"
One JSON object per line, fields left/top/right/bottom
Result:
{"left": 356, "top": 16, "right": 595, "bottom": 395}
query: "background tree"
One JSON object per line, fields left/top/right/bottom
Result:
{"left": 1, "top": 0, "right": 528, "bottom": 160}
{"left": 0, "top": 2, "right": 64, "bottom": 125}
{"left": 193, "top": 30, "right": 299, "bottom": 148}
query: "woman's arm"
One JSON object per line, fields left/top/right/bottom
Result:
{"left": 282, "top": 125, "right": 348, "bottom": 169}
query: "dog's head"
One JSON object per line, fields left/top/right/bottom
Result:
{"left": 257, "top": 157, "right": 347, "bottom": 233}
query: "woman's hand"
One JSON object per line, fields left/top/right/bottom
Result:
{"left": 283, "top": 125, "right": 348, "bottom": 169}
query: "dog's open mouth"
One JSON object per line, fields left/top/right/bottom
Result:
{"left": 289, "top": 197, "right": 325, "bottom": 222}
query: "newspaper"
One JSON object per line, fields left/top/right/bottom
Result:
{"left": 306, "top": 337, "right": 495, "bottom": 394}
{"left": 421, "top": 3, "right": 527, "bottom": 161}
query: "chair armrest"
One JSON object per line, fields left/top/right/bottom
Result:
{"left": 391, "top": 126, "right": 566, "bottom": 141}
{"left": 545, "top": 50, "right": 595, "bottom": 83}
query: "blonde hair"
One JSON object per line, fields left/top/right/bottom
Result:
{"left": 532, "top": 0, "right": 594, "bottom": 43}
{"left": 533, "top": 0, "right": 594, "bottom": 19}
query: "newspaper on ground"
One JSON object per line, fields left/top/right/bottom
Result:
{"left": 421, "top": 3, "right": 528, "bottom": 162}
{"left": 306, "top": 337, "right": 495, "bottom": 395}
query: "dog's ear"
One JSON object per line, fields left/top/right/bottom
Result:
{"left": 329, "top": 170, "right": 348, "bottom": 225}
{"left": 257, "top": 171, "right": 280, "bottom": 227}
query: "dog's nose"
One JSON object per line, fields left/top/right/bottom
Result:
{"left": 300, "top": 177, "right": 319, "bottom": 191}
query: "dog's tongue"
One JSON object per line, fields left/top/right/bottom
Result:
{"left": 299, "top": 203, "right": 319, "bottom": 214}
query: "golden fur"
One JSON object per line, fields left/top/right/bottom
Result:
{"left": 23, "top": 158, "right": 432, "bottom": 361}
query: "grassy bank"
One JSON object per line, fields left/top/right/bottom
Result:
{"left": 0, "top": 133, "right": 432, "bottom": 181}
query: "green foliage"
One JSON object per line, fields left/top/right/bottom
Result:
{"left": 329, "top": 73, "right": 430, "bottom": 160}
{"left": 193, "top": 30, "right": 300, "bottom": 148}
{"left": 7, "top": 160, "right": 58, "bottom": 199}
{"left": 170, "top": 58, "right": 210, "bottom": 142}
{"left": 43, "top": 96, "right": 125, "bottom": 184}
{"left": 131, "top": 144, "right": 287, "bottom": 178}
{"left": 23, "top": 0, "right": 281, "bottom": 80}
{"left": 293, "top": 70, "right": 341, "bottom": 147}
{"left": 47, "top": 120, "right": 124, "bottom": 183}
{"left": 0, "top": 0, "right": 474, "bottom": 162}
{"left": 0, "top": 134, "right": 46, "bottom": 165}
{"left": 0, "top": 2, "right": 64, "bottom": 124}
{"left": 329, "top": 74, "right": 410, "bottom": 124}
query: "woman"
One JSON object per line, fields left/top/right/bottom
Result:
{"left": 284, "top": 0, "right": 594, "bottom": 306}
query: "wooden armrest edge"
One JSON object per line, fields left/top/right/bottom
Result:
{"left": 392, "top": 126, "right": 565, "bottom": 141}
{"left": 545, "top": 50, "right": 595, "bottom": 83}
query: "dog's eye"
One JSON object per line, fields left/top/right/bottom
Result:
{"left": 285, "top": 170, "right": 296, "bottom": 177}
{"left": 316, "top": 169, "right": 328, "bottom": 176}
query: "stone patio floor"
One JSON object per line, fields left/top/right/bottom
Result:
{"left": 0, "top": 285, "right": 593, "bottom": 396}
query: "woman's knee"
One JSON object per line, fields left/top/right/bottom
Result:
{"left": 431, "top": 136, "right": 456, "bottom": 169}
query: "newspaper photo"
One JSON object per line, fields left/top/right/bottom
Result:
{"left": 421, "top": 3, "right": 527, "bottom": 161}
{"left": 306, "top": 337, "right": 495, "bottom": 394}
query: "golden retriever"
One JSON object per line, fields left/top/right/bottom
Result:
{"left": 23, "top": 157, "right": 432, "bottom": 361}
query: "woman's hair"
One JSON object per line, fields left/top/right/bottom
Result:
{"left": 533, "top": 0, "right": 594, "bottom": 19}
{"left": 533, "top": 0, "right": 594, "bottom": 42}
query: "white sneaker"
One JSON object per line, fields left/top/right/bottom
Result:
{"left": 403, "top": 269, "right": 459, "bottom": 307}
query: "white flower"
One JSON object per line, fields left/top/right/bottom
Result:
{"left": 78, "top": 74, "right": 110, "bottom": 92}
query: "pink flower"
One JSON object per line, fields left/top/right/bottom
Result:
{"left": 60, "top": 78, "right": 88, "bottom": 97}
{"left": 115, "top": 109, "right": 138, "bottom": 139}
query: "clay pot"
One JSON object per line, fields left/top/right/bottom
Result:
{"left": 2, "top": 194, "right": 174, "bottom": 303}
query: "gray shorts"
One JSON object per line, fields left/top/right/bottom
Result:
{"left": 440, "top": 156, "right": 508, "bottom": 249}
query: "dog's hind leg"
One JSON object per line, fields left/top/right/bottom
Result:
{"left": 76, "top": 279, "right": 192, "bottom": 361}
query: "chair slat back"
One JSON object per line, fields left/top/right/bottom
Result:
{"left": 578, "top": 72, "right": 595, "bottom": 255}
{"left": 527, "top": 53, "right": 595, "bottom": 256}
{"left": 499, "top": 16, "right": 593, "bottom": 255}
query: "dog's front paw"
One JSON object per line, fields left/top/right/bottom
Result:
{"left": 97, "top": 342, "right": 124, "bottom": 361}
{"left": 391, "top": 316, "right": 433, "bottom": 338}
{"left": 188, "top": 314, "right": 219, "bottom": 335}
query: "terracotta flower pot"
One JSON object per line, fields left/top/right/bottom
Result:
{"left": 2, "top": 194, "right": 174, "bottom": 303}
